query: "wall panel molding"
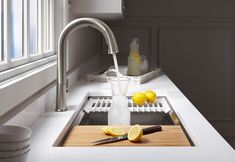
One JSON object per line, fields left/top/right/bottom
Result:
{"left": 159, "top": 25, "right": 234, "bottom": 124}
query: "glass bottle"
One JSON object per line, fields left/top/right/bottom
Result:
{"left": 127, "top": 38, "right": 141, "bottom": 76}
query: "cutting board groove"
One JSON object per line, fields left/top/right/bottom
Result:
{"left": 63, "top": 125, "right": 191, "bottom": 147}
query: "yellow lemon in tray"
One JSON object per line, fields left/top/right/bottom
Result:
{"left": 144, "top": 90, "right": 157, "bottom": 103}
{"left": 132, "top": 92, "right": 147, "bottom": 106}
{"left": 127, "top": 125, "right": 143, "bottom": 142}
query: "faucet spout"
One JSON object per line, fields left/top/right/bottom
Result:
{"left": 56, "top": 18, "right": 119, "bottom": 112}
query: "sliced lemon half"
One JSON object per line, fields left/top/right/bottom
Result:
{"left": 127, "top": 125, "right": 143, "bottom": 142}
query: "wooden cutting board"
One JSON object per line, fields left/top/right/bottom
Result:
{"left": 63, "top": 125, "right": 191, "bottom": 147}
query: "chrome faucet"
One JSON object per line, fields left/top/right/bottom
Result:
{"left": 55, "top": 18, "right": 119, "bottom": 112}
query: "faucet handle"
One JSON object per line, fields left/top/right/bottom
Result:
{"left": 66, "top": 79, "right": 69, "bottom": 93}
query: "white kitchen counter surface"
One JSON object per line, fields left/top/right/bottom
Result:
{"left": 27, "top": 74, "right": 235, "bottom": 162}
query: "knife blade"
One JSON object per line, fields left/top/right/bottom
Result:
{"left": 93, "top": 125, "right": 162, "bottom": 145}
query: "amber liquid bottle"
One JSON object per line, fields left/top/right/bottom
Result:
{"left": 127, "top": 38, "right": 141, "bottom": 76}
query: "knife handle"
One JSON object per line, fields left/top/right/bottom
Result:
{"left": 142, "top": 125, "right": 162, "bottom": 135}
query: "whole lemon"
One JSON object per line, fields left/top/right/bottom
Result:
{"left": 132, "top": 92, "right": 147, "bottom": 105}
{"left": 144, "top": 90, "right": 157, "bottom": 103}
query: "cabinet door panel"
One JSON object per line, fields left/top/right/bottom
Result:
{"left": 125, "top": 0, "right": 235, "bottom": 18}
{"left": 159, "top": 26, "right": 232, "bottom": 121}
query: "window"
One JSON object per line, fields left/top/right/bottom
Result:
{"left": 0, "top": 0, "right": 54, "bottom": 73}
{"left": 0, "top": 0, "right": 66, "bottom": 117}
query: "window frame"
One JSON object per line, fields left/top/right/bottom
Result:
{"left": 0, "top": 0, "right": 55, "bottom": 74}
{"left": 0, "top": 0, "right": 68, "bottom": 116}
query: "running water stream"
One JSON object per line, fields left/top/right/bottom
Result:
{"left": 112, "top": 53, "right": 120, "bottom": 76}
{"left": 112, "top": 53, "right": 121, "bottom": 94}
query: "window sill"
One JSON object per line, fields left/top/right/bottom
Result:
{"left": 0, "top": 56, "right": 57, "bottom": 116}
{"left": 0, "top": 55, "right": 57, "bottom": 82}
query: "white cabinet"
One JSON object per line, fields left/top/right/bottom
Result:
{"left": 70, "top": 0, "right": 124, "bottom": 20}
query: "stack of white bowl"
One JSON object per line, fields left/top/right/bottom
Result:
{"left": 0, "top": 125, "right": 32, "bottom": 162}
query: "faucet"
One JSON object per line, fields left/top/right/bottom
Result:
{"left": 56, "top": 18, "right": 119, "bottom": 112}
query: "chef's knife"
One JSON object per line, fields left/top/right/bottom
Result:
{"left": 93, "top": 125, "right": 162, "bottom": 145}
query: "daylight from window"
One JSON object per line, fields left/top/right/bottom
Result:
{"left": 10, "top": 0, "right": 23, "bottom": 59}
{"left": 29, "top": 0, "right": 38, "bottom": 55}
{"left": 0, "top": 0, "right": 53, "bottom": 72}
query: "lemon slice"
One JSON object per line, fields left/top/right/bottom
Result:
{"left": 127, "top": 125, "right": 143, "bottom": 142}
{"left": 108, "top": 127, "right": 126, "bottom": 136}
{"left": 144, "top": 90, "right": 157, "bottom": 103}
{"left": 102, "top": 126, "right": 111, "bottom": 135}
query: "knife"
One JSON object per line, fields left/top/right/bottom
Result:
{"left": 93, "top": 125, "right": 162, "bottom": 145}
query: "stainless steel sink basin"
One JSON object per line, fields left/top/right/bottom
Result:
{"left": 72, "top": 96, "right": 180, "bottom": 126}
{"left": 79, "top": 112, "right": 175, "bottom": 125}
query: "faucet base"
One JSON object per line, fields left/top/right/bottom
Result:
{"left": 55, "top": 108, "right": 68, "bottom": 112}
{"left": 56, "top": 84, "right": 67, "bottom": 112}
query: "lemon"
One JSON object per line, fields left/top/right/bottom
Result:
{"left": 127, "top": 125, "right": 143, "bottom": 142}
{"left": 132, "top": 92, "right": 147, "bottom": 105}
{"left": 102, "top": 126, "right": 111, "bottom": 135}
{"left": 145, "top": 90, "right": 157, "bottom": 103}
{"left": 108, "top": 127, "right": 126, "bottom": 136}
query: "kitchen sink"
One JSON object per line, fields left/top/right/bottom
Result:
{"left": 54, "top": 96, "right": 194, "bottom": 146}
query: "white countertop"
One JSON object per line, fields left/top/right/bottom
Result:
{"left": 27, "top": 74, "right": 235, "bottom": 162}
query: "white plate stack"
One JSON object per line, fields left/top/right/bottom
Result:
{"left": 0, "top": 125, "right": 32, "bottom": 162}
